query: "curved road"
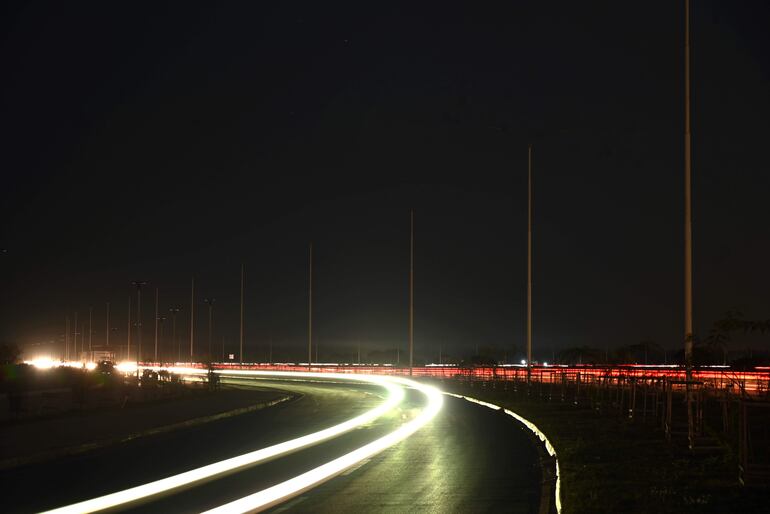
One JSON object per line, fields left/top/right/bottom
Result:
{"left": 3, "top": 377, "right": 540, "bottom": 513}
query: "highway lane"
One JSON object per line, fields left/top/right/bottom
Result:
{"left": 3, "top": 379, "right": 385, "bottom": 513}
{"left": 269, "top": 392, "right": 541, "bottom": 514}
{"left": 5, "top": 376, "right": 541, "bottom": 513}
{"left": 126, "top": 381, "right": 429, "bottom": 513}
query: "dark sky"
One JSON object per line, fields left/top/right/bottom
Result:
{"left": 2, "top": 1, "right": 769, "bottom": 362}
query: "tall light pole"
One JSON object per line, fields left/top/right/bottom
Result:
{"left": 169, "top": 307, "right": 181, "bottom": 362}
{"left": 190, "top": 277, "right": 195, "bottom": 362}
{"left": 88, "top": 306, "right": 93, "bottom": 358}
{"left": 73, "top": 311, "right": 78, "bottom": 360}
{"left": 65, "top": 316, "right": 70, "bottom": 360}
{"left": 527, "top": 144, "right": 533, "bottom": 377}
{"left": 132, "top": 281, "right": 147, "bottom": 364}
{"left": 204, "top": 297, "right": 216, "bottom": 362}
{"left": 240, "top": 264, "right": 245, "bottom": 363}
{"left": 110, "top": 327, "right": 119, "bottom": 358}
{"left": 683, "top": 0, "right": 695, "bottom": 450}
{"left": 158, "top": 316, "right": 167, "bottom": 363}
{"left": 409, "top": 209, "right": 414, "bottom": 376}
{"left": 127, "top": 296, "right": 131, "bottom": 361}
{"left": 105, "top": 301, "right": 110, "bottom": 351}
{"left": 308, "top": 243, "right": 313, "bottom": 368}
{"left": 81, "top": 322, "right": 86, "bottom": 361}
{"left": 683, "top": 0, "right": 694, "bottom": 377}
{"left": 154, "top": 287, "right": 159, "bottom": 363}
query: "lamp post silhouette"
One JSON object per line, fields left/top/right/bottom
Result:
{"left": 153, "top": 287, "right": 159, "bottom": 363}
{"left": 240, "top": 264, "right": 245, "bottom": 363}
{"left": 204, "top": 298, "right": 216, "bottom": 362}
{"left": 157, "top": 316, "right": 167, "bottom": 363}
{"left": 132, "top": 281, "right": 147, "bottom": 376}
{"left": 169, "top": 307, "right": 181, "bottom": 362}
{"left": 308, "top": 243, "right": 312, "bottom": 368}
{"left": 110, "top": 327, "right": 119, "bottom": 360}
{"left": 105, "top": 302, "right": 110, "bottom": 351}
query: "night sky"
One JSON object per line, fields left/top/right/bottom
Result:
{"left": 2, "top": 1, "right": 769, "bottom": 362}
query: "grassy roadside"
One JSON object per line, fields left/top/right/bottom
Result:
{"left": 437, "top": 381, "right": 768, "bottom": 513}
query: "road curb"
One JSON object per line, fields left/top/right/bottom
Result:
{"left": 0, "top": 394, "right": 295, "bottom": 472}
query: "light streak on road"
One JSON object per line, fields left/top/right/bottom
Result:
{"left": 42, "top": 371, "right": 405, "bottom": 514}
{"left": 202, "top": 376, "right": 444, "bottom": 514}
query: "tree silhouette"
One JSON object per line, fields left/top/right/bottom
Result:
{"left": 558, "top": 346, "right": 602, "bottom": 365}
{"left": 0, "top": 342, "right": 21, "bottom": 365}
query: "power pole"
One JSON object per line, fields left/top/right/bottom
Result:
{"left": 308, "top": 243, "right": 313, "bottom": 368}
{"left": 154, "top": 287, "right": 159, "bottom": 363}
{"left": 190, "top": 277, "right": 195, "bottom": 362}
{"left": 409, "top": 209, "right": 414, "bottom": 376}
{"left": 527, "top": 144, "right": 533, "bottom": 377}
{"left": 240, "top": 264, "right": 245, "bottom": 363}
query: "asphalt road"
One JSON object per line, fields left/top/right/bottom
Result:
{"left": 3, "top": 377, "right": 540, "bottom": 513}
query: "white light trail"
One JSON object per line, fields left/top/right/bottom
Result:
{"left": 202, "top": 376, "right": 444, "bottom": 514}
{"left": 24, "top": 357, "right": 56, "bottom": 369}
{"left": 42, "top": 371, "right": 404, "bottom": 514}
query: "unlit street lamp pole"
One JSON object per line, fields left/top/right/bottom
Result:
{"left": 308, "top": 243, "right": 313, "bottom": 368}
{"left": 169, "top": 307, "right": 181, "bottom": 362}
{"left": 527, "top": 144, "right": 533, "bottom": 379}
{"left": 204, "top": 297, "right": 216, "bottom": 362}
{"left": 409, "top": 210, "right": 414, "bottom": 376}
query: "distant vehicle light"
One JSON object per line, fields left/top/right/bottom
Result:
{"left": 115, "top": 361, "right": 138, "bottom": 373}
{"left": 25, "top": 357, "right": 56, "bottom": 369}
